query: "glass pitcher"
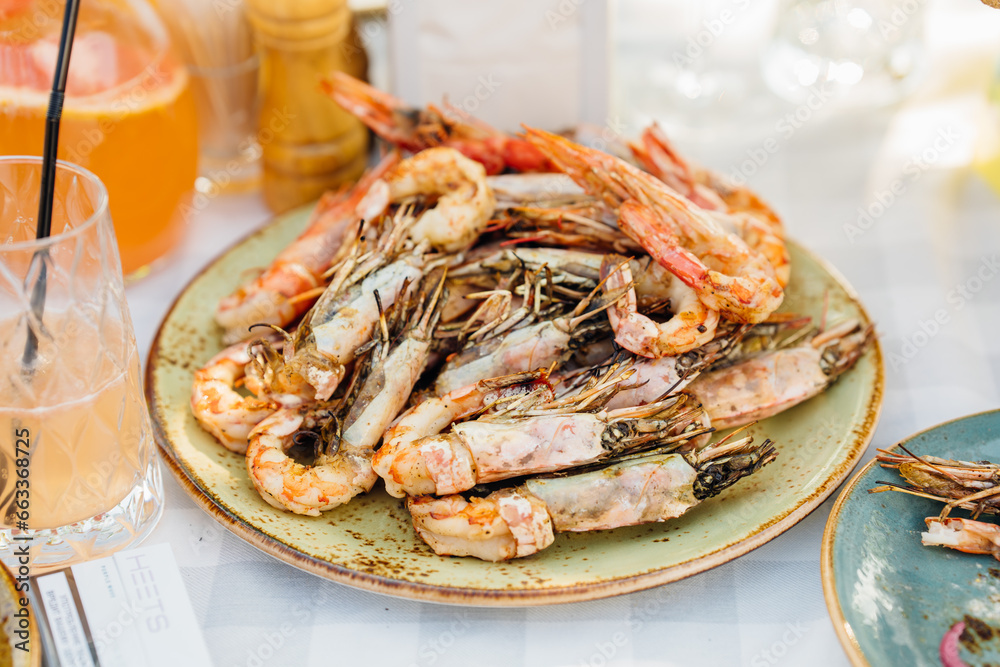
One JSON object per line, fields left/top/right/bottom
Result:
{"left": 0, "top": 0, "right": 199, "bottom": 278}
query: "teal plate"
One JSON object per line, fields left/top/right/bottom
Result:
{"left": 822, "top": 410, "right": 1000, "bottom": 666}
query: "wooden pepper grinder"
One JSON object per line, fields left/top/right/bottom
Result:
{"left": 244, "top": 0, "right": 369, "bottom": 213}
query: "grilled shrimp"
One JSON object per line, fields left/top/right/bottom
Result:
{"left": 677, "top": 320, "right": 872, "bottom": 429}
{"left": 450, "top": 246, "right": 696, "bottom": 314}
{"left": 433, "top": 267, "right": 613, "bottom": 395}
{"left": 442, "top": 246, "right": 603, "bottom": 325}
{"left": 618, "top": 198, "right": 783, "bottom": 324}
{"left": 601, "top": 253, "right": 719, "bottom": 358}
{"left": 628, "top": 125, "right": 789, "bottom": 286}
{"left": 215, "top": 153, "right": 397, "bottom": 342}
{"left": 246, "top": 408, "right": 375, "bottom": 516}
{"left": 601, "top": 320, "right": 804, "bottom": 411}
{"left": 375, "top": 370, "right": 556, "bottom": 497}
{"left": 248, "top": 147, "right": 493, "bottom": 399}
{"left": 322, "top": 72, "right": 553, "bottom": 174}
{"left": 630, "top": 123, "right": 783, "bottom": 234}
{"left": 457, "top": 245, "right": 721, "bottom": 362}
{"left": 246, "top": 279, "right": 444, "bottom": 515}
{"left": 374, "top": 365, "right": 710, "bottom": 498}
{"left": 487, "top": 173, "right": 590, "bottom": 208}
{"left": 523, "top": 127, "right": 784, "bottom": 323}
{"left": 385, "top": 147, "right": 496, "bottom": 253}
{"left": 408, "top": 434, "right": 776, "bottom": 561}
{"left": 257, "top": 252, "right": 427, "bottom": 401}
{"left": 709, "top": 212, "right": 790, "bottom": 289}
{"left": 502, "top": 208, "right": 642, "bottom": 254}
{"left": 191, "top": 342, "right": 282, "bottom": 454}
{"left": 485, "top": 172, "right": 634, "bottom": 253}
{"left": 408, "top": 490, "right": 555, "bottom": 561}
{"left": 245, "top": 200, "right": 437, "bottom": 401}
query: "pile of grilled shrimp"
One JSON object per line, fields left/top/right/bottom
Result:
{"left": 190, "top": 73, "right": 874, "bottom": 562}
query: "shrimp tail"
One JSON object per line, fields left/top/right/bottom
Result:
{"left": 323, "top": 72, "right": 430, "bottom": 152}
{"left": 629, "top": 123, "right": 719, "bottom": 210}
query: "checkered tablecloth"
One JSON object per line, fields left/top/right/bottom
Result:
{"left": 123, "top": 13, "right": 1000, "bottom": 667}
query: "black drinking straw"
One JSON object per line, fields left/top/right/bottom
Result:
{"left": 22, "top": 0, "right": 82, "bottom": 368}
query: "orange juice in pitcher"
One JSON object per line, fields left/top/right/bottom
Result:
{"left": 0, "top": 0, "right": 198, "bottom": 277}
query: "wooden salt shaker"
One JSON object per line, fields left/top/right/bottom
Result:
{"left": 244, "top": 0, "right": 369, "bottom": 213}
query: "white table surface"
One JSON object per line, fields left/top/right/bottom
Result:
{"left": 123, "top": 10, "right": 1000, "bottom": 667}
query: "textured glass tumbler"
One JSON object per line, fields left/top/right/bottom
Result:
{"left": 0, "top": 157, "right": 163, "bottom": 574}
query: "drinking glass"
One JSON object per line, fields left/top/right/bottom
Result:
{"left": 153, "top": 0, "right": 262, "bottom": 194}
{"left": 0, "top": 156, "right": 163, "bottom": 574}
{"left": 187, "top": 55, "right": 262, "bottom": 195}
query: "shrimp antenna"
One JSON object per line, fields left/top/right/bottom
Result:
{"left": 652, "top": 371, "right": 698, "bottom": 403}
{"left": 543, "top": 264, "right": 555, "bottom": 307}
{"left": 247, "top": 323, "right": 294, "bottom": 344}
{"left": 819, "top": 290, "right": 830, "bottom": 332}
{"left": 418, "top": 269, "right": 449, "bottom": 333}
{"left": 569, "top": 256, "right": 632, "bottom": 319}
{"left": 897, "top": 443, "right": 965, "bottom": 484}
{"left": 373, "top": 289, "right": 390, "bottom": 351}
{"left": 869, "top": 481, "right": 951, "bottom": 504}
{"left": 939, "top": 486, "right": 1000, "bottom": 520}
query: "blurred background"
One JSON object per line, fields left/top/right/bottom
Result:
{"left": 356, "top": 0, "right": 1000, "bottom": 196}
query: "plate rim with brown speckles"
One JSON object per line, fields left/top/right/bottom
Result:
{"left": 146, "top": 203, "right": 884, "bottom": 607}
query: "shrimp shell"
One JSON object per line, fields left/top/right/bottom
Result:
{"left": 922, "top": 517, "right": 1000, "bottom": 560}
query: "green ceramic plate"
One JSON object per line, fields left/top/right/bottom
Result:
{"left": 823, "top": 411, "right": 1000, "bottom": 666}
{"left": 146, "top": 204, "right": 883, "bottom": 606}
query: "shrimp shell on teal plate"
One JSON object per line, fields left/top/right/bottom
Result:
{"left": 823, "top": 409, "right": 1000, "bottom": 666}
{"left": 147, "top": 203, "right": 882, "bottom": 606}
